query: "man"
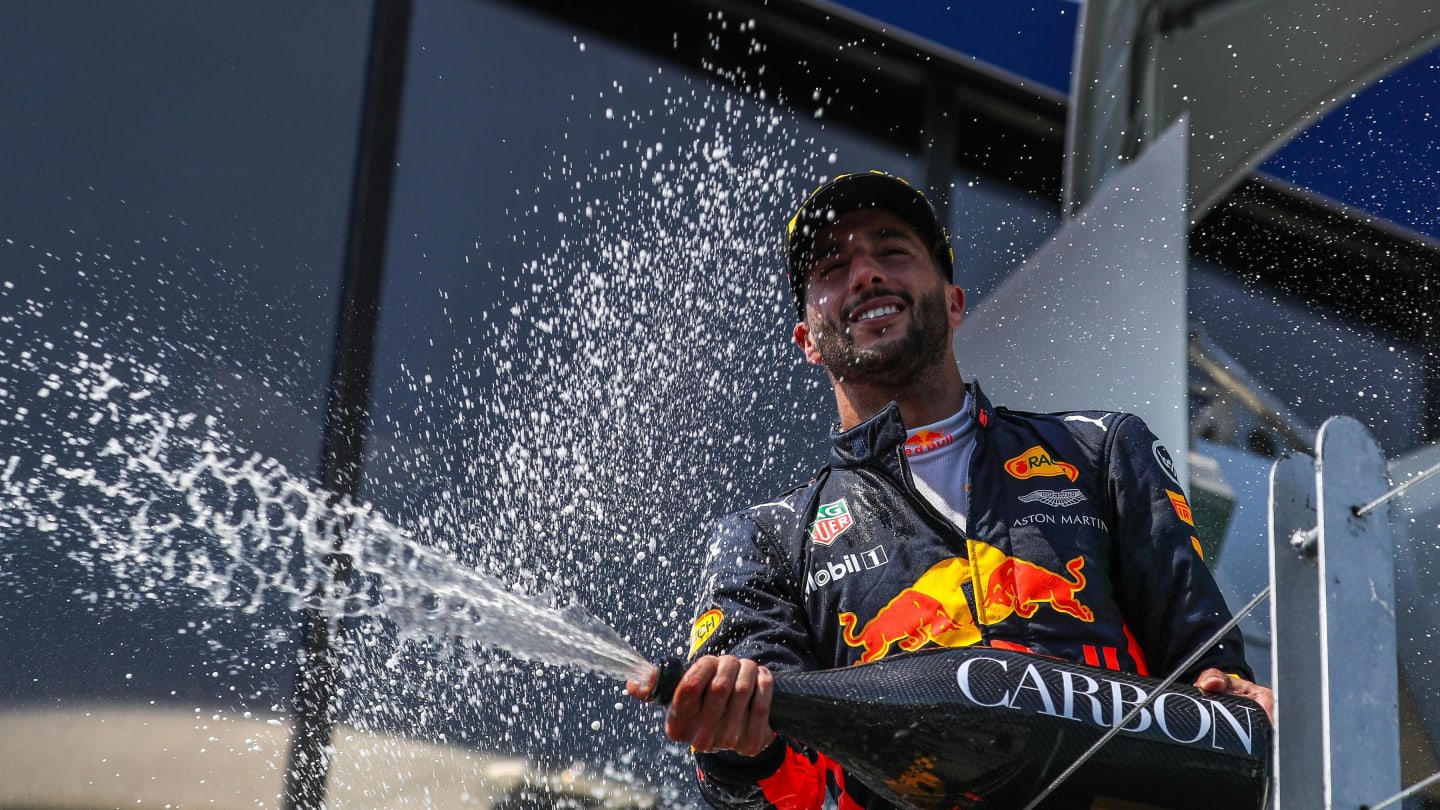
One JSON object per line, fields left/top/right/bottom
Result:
{"left": 628, "top": 171, "right": 1273, "bottom": 809}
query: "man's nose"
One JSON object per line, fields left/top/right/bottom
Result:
{"left": 847, "top": 251, "right": 887, "bottom": 291}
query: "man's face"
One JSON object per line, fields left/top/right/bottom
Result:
{"left": 793, "top": 208, "right": 964, "bottom": 387}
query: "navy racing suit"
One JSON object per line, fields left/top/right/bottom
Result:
{"left": 684, "top": 382, "right": 1252, "bottom": 810}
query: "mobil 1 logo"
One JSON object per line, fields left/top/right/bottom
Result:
{"left": 806, "top": 545, "right": 889, "bottom": 594}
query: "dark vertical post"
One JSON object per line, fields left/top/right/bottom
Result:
{"left": 281, "top": 1, "right": 412, "bottom": 808}
{"left": 1423, "top": 284, "right": 1440, "bottom": 443}
{"left": 922, "top": 81, "right": 957, "bottom": 228}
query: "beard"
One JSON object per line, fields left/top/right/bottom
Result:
{"left": 810, "top": 284, "right": 952, "bottom": 389}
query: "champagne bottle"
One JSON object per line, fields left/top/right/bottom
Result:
{"left": 652, "top": 647, "right": 1270, "bottom": 810}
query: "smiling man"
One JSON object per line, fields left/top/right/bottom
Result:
{"left": 793, "top": 203, "right": 966, "bottom": 432}
{"left": 629, "top": 171, "right": 1272, "bottom": 810}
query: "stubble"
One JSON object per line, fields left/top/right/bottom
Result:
{"left": 811, "top": 284, "right": 952, "bottom": 389}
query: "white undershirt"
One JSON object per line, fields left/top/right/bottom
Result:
{"left": 903, "top": 394, "right": 976, "bottom": 534}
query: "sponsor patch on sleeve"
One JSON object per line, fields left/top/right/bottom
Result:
{"left": 1152, "top": 440, "right": 1182, "bottom": 487}
{"left": 689, "top": 608, "right": 723, "bottom": 659}
{"left": 1190, "top": 536, "right": 1204, "bottom": 560}
{"left": 1167, "top": 490, "right": 1195, "bottom": 526}
{"left": 808, "top": 498, "right": 855, "bottom": 546}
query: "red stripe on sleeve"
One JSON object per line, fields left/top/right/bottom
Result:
{"left": 757, "top": 748, "right": 868, "bottom": 810}
{"left": 757, "top": 746, "right": 827, "bottom": 810}
{"left": 1122, "top": 624, "right": 1151, "bottom": 676}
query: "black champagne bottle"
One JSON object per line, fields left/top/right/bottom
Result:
{"left": 652, "top": 647, "right": 1270, "bottom": 810}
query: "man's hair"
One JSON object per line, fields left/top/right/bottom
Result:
{"left": 785, "top": 171, "right": 953, "bottom": 321}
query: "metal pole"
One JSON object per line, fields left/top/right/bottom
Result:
{"left": 280, "top": 1, "right": 412, "bottom": 807}
{"left": 1367, "top": 770, "right": 1440, "bottom": 810}
{"left": 1355, "top": 458, "right": 1440, "bottom": 518}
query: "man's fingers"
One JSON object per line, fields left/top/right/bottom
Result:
{"left": 1192, "top": 667, "right": 1229, "bottom": 693}
{"left": 737, "top": 664, "right": 776, "bottom": 756}
{"left": 1230, "top": 679, "right": 1275, "bottom": 723}
{"left": 660, "top": 655, "right": 775, "bottom": 755}
{"left": 664, "top": 656, "right": 718, "bottom": 739}
{"left": 1191, "top": 667, "right": 1276, "bottom": 724}
{"left": 691, "top": 655, "right": 743, "bottom": 750}
{"left": 666, "top": 655, "right": 739, "bottom": 750}
{"left": 713, "top": 658, "right": 759, "bottom": 751}
{"left": 625, "top": 665, "right": 659, "bottom": 702}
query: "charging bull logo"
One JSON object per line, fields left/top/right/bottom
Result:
{"left": 838, "top": 558, "right": 980, "bottom": 663}
{"left": 1004, "top": 446, "right": 1079, "bottom": 482}
{"left": 904, "top": 429, "right": 954, "bottom": 457}
{"left": 970, "top": 539, "right": 1094, "bottom": 624}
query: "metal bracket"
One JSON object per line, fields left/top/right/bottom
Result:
{"left": 1268, "top": 416, "right": 1400, "bottom": 809}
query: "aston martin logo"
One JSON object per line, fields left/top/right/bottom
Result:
{"left": 1018, "top": 489, "right": 1087, "bottom": 508}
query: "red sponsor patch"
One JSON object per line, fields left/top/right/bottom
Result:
{"left": 1167, "top": 490, "right": 1195, "bottom": 526}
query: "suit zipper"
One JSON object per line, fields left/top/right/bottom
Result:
{"left": 893, "top": 445, "right": 985, "bottom": 642}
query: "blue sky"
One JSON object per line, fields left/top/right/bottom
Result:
{"left": 833, "top": 0, "right": 1440, "bottom": 242}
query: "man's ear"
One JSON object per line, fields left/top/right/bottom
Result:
{"left": 794, "top": 320, "right": 824, "bottom": 365}
{"left": 947, "top": 285, "right": 966, "bottom": 330}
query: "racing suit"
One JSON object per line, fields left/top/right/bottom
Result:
{"left": 685, "top": 382, "right": 1252, "bottom": 810}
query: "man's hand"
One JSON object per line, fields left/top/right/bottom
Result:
{"left": 1193, "top": 667, "right": 1274, "bottom": 723}
{"left": 626, "top": 654, "right": 776, "bottom": 756}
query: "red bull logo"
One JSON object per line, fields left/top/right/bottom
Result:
{"left": 838, "top": 558, "right": 979, "bottom": 663}
{"left": 1003, "top": 446, "right": 1079, "bottom": 482}
{"left": 970, "top": 539, "right": 1094, "bottom": 624}
{"left": 904, "top": 429, "right": 954, "bottom": 457}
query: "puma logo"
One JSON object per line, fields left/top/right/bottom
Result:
{"left": 1064, "top": 414, "right": 1109, "bottom": 432}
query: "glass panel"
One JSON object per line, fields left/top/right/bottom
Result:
{"left": 1190, "top": 258, "right": 1427, "bottom": 459}
{"left": 946, "top": 170, "right": 1062, "bottom": 308}
{"left": 0, "top": 2, "right": 365, "bottom": 806}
